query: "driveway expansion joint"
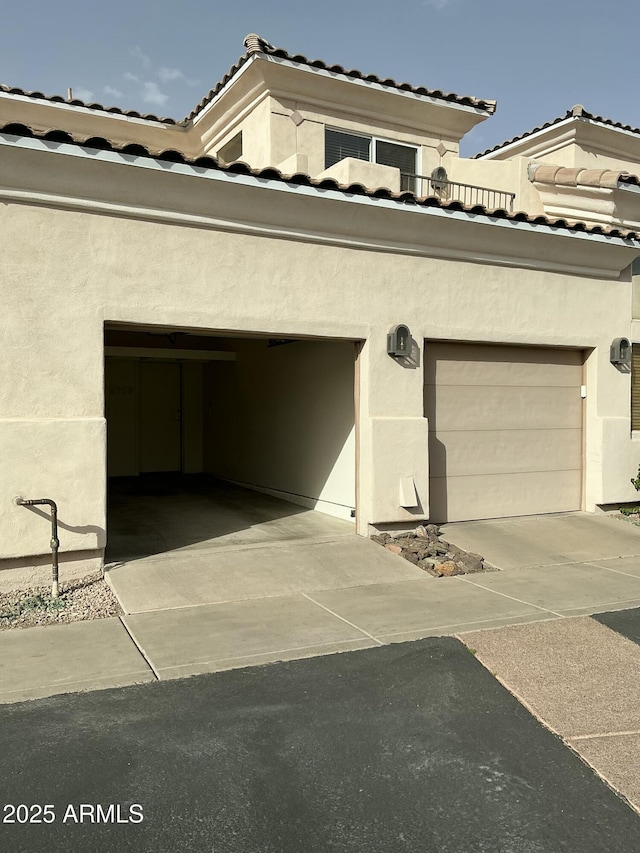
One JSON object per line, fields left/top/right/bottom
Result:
{"left": 300, "top": 592, "right": 385, "bottom": 645}
{"left": 118, "top": 615, "right": 159, "bottom": 680}
{"left": 455, "top": 576, "right": 565, "bottom": 617}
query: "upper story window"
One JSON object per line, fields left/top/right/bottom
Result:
{"left": 325, "top": 128, "right": 417, "bottom": 191}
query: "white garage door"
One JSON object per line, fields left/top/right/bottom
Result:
{"left": 424, "top": 343, "right": 584, "bottom": 523}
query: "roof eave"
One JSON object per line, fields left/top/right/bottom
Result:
{"left": 1, "top": 125, "right": 638, "bottom": 251}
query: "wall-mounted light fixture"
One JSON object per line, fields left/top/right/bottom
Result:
{"left": 387, "top": 324, "right": 411, "bottom": 358}
{"left": 610, "top": 337, "right": 631, "bottom": 366}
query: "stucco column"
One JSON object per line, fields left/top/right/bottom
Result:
{"left": 356, "top": 328, "right": 428, "bottom": 534}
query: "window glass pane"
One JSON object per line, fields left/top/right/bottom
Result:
{"left": 375, "top": 140, "right": 417, "bottom": 192}
{"left": 375, "top": 140, "right": 416, "bottom": 176}
{"left": 325, "top": 129, "right": 371, "bottom": 169}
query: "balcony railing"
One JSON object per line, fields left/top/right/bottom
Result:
{"left": 401, "top": 173, "right": 515, "bottom": 212}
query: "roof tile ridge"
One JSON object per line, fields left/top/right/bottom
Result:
{"left": 0, "top": 81, "right": 178, "bottom": 124}
{"left": 183, "top": 33, "right": 497, "bottom": 123}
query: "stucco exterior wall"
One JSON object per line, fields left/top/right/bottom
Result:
{"left": 269, "top": 93, "right": 450, "bottom": 179}
{"left": 447, "top": 156, "right": 545, "bottom": 215}
{"left": 0, "top": 93, "right": 185, "bottom": 153}
{"left": 191, "top": 58, "right": 484, "bottom": 178}
{"left": 1, "top": 141, "right": 639, "bottom": 580}
{"left": 209, "top": 96, "right": 273, "bottom": 167}
{"left": 203, "top": 339, "right": 356, "bottom": 519}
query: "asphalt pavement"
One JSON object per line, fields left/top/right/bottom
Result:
{"left": 593, "top": 604, "right": 640, "bottom": 645}
{"left": 1, "top": 636, "right": 639, "bottom": 853}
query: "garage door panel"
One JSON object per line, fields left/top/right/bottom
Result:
{"left": 428, "top": 429, "right": 583, "bottom": 478}
{"left": 425, "top": 344, "right": 583, "bottom": 387}
{"left": 425, "top": 342, "right": 583, "bottom": 522}
{"left": 429, "top": 470, "right": 583, "bottom": 523}
{"left": 429, "top": 386, "right": 582, "bottom": 431}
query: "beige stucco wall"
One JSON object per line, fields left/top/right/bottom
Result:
{"left": 269, "top": 94, "right": 460, "bottom": 181}
{"left": 203, "top": 339, "right": 356, "bottom": 519}
{"left": 192, "top": 58, "right": 487, "bottom": 177}
{"left": 1, "top": 140, "right": 639, "bottom": 581}
{"left": 0, "top": 93, "right": 187, "bottom": 153}
{"left": 319, "top": 158, "right": 401, "bottom": 192}
{"left": 446, "top": 156, "right": 545, "bottom": 215}
{"left": 205, "top": 96, "right": 273, "bottom": 167}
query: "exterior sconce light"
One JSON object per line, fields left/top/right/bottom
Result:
{"left": 610, "top": 337, "right": 631, "bottom": 366}
{"left": 387, "top": 324, "right": 411, "bottom": 358}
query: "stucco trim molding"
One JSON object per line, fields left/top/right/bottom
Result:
{"left": 529, "top": 164, "right": 640, "bottom": 232}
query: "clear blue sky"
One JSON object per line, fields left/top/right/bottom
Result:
{"left": 1, "top": 0, "right": 637, "bottom": 157}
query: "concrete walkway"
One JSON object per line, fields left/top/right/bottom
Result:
{"left": 2, "top": 510, "right": 640, "bottom": 703}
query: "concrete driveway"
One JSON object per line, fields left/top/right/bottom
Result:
{"left": 441, "top": 511, "right": 640, "bottom": 570}
{"left": 99, "top": 509, "right": 640, "bottom": 685}
{"left": 5, "top": 508, "right": 640, "bottom": 704}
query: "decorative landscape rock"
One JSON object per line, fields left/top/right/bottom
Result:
{"left": 0, "top": 573, "right": 122, "bottom": 631}
{"left": 371, "top": 526, "right": 486, "bottom": 578}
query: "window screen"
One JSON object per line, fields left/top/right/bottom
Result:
{"left": 375, "top": 140, "right": 417, "bottom": 191}
{"left": 325, "top": 129, "right": 371, "bottom": 169}
{"left": 632, "top": 344, "right": 640, "bottom": 431}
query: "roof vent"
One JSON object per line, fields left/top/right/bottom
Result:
{"left": 431, "top": 165, "right": 448, "bottom": 191}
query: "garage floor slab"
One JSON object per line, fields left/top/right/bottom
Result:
{"left": 107, "top": 475, "right": 355, "bottom": 561}
{"left": 441, "top": 512, "right": 640, "bottom": 570}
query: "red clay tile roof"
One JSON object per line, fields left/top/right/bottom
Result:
{"left": 529, "top": 164, "right": 640, "bottom": 189}
{"left": 2, "top": 119, "right": 638, "bottom": 243}
{"left": 0, "top": 83, "right": 178, "bottom": 124}
{"left": 185, "top": 33, "right": 497, "bottom": 122}
{"left": 184, "top": 52, "right": 253, "bottom": 122}
{"left": 475, "top": 105, "right": 640, "bottom": 159}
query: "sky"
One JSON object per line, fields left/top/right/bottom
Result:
{"left": 1, "top": 0, "right": 638, "bottom": 157}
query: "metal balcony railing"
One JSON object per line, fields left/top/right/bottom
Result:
{"left": 401, "top": 173, "right": 515, "bottom": 211}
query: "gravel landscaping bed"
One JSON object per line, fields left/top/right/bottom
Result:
{"left": 614, "top": 509, "right": 640, "bottom": 526}
{"left": 372, "top": 523, "right": 489, "bottom": 577}
{"left": 0, "top": 572, "right": 122, "bottom": 631}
